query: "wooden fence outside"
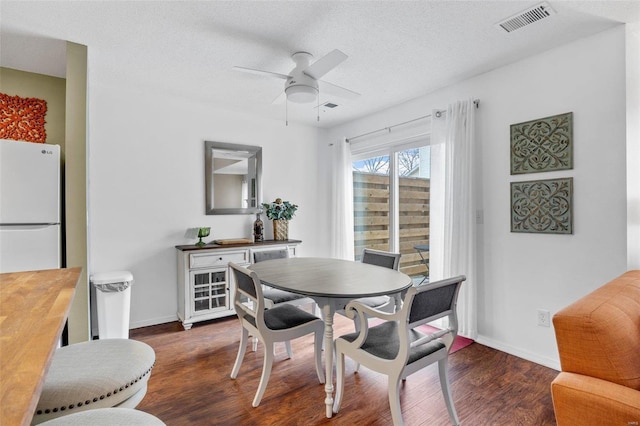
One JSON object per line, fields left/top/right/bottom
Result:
{"left": 353, "top": 171, "right": 429, "bottom": 278}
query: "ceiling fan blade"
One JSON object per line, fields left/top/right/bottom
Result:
{"left": 303, "top": 49, "right": 347, "bottom": 79}
{"left": 233, "top": 66, "right": 290, "bottom": 80}
{"left": 319, "top": 80, "right": 360, "bottom": 99}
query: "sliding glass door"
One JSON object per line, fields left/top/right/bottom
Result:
{"left": 352, "top": 143, "right": 431, "bottom": 282}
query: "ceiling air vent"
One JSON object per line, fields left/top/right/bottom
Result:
{"left": 315, "top": 102, "right": 339, "bottom": 111}
{"left": 496, "top": 2, "right": 556, "bottom": 33}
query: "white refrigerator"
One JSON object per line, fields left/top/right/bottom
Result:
{"left": 0, "top": 139, "right": 61, "bottom": 273}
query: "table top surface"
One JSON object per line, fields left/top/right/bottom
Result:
{"left": 249, "top": 257, "right": 412, "bottom": 298}
{"left": 414, "top": 244, "right": 430, "bottom": 251}
{"left": 0, "top": 268, "right": 81, "bottom": 426}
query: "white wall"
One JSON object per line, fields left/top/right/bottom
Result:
{"left": 88, "top": 78, "right": 330, "bottom": 328}
{"left": 326, "top": 26, "right": 630, "bottom": 369}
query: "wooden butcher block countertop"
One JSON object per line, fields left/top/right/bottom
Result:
{"left": 0, "top": 267, "right": 81, "bottom": 426}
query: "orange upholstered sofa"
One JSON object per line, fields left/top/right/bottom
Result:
{"left": 551, "top": 270, "right": 640, "bottom": 426}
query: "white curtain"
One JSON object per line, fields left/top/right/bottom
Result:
{"left": 435, "top": 99, "right": 478, "bottom": 339}
{"left": 330, "top": 137, "right": 354, "bottom": 260}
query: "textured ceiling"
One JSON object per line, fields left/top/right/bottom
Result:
{"left": 1, "top": 1, "right": 639, "bottom": 128}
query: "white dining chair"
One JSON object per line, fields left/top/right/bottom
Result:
{"left": 228, "top": 262, "right": 325, "bottom": 407}
{"left": 252, "top": 249, "right": 317, "bottom": 357}
{"left": 336, "top": 248, "right": 402, "bottom": 329}
{"left": 333, "top": 275, "right": 467, "bottom": 426}
{"left": 253, "top": 249, "right": 316, "bottom": 313}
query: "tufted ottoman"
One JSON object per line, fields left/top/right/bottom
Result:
{"left": 39, "top": 408, "right": 164, "bottom": 425}
{"left": 32, "top": 339, "right": 155, "bottom": 425}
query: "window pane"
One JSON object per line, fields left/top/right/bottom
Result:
{"left": 194, "top": 273, "right": 210, "bottom": 285}
{"left": 398, "top": 146, "right": 430, "bottom": 283}
{"left": 353, "top": 155, "right": 390, "bottom": 259}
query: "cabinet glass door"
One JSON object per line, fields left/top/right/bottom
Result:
{"left": 192, "top": 270, "right": 228, "bottom": 313}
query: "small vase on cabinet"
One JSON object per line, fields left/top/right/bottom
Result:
{"left": 253, "top": 213, "right": 264, "bottom": 242}
{"left": 273, "top": 219, "right": 289, "bottom": 241}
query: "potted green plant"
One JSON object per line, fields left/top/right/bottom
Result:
{"left": 261, "top": 198, "right": 298, "bottom": 240}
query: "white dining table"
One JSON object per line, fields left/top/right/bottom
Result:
{"left": 249, "top": 257, "right": 413, "bottom": 418}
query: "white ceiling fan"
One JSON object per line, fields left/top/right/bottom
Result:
{"left": 233, "top": 49, "right": 360, "bottom": 105}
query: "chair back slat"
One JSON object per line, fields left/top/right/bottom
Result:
{"left": 404, "top": 276, "right": 465, "bottom": 326}
{"left": 230, "top": 262, "right": 266, "bottom": 327}
{"left": 235, "top": 267, "right": 258, "bottom": 299}
{"left": 361, "top": 248, "right": 401, "bottom": 270}
{"left": 253, "top": 249, "right": 289, "bottom": 263}
{"left": 409, "top": 283, "right": 458, "bottom": 324}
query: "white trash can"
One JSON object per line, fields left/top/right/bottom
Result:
{"left": 91, "top": 271, "right": 133, "bottom": 339}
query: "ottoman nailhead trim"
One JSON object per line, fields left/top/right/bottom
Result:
{"left": 34, "top": 363, "right": 154, "bottom": 418}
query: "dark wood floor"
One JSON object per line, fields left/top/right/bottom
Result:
{"left": 132, "top": 315, "right": 558, "bottom": 425}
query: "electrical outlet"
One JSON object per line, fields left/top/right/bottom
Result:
{"left": 537, "top": 309, "right": 550, "bottom": 327}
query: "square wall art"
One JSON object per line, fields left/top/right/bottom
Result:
{"left": 511, "top": 177, "right": 573, "bottom": 234}
{"left": 510, "top": 112, "right": 572, "bottom": 175}
{"left": 0, "top": 93, "right": 48, "bottom": 143}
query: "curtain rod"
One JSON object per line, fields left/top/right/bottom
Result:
{"left": 345, "top": 98, "right": 480, "bottom": 143}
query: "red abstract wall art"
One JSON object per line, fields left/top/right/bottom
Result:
{"left": 0, "top": 93, "right": 48, "bottom": 143}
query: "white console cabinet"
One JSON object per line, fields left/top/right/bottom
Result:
{"left": 176, "top": 240, "right": 300, "bottom": 330}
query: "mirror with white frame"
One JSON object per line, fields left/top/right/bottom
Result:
{"left": 205, "top": 141, "right": 262, "bottom": 215}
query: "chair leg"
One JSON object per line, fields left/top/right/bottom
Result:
{"left": 230, "top": 327, "right": 249, "bottom": 379}
{"left": 252, "top": 336, "right": 258, "bottom": 352}
{"left": 388, "top": 375, "right": 404, "bottom": 426}
{"left": 438, "top": 358, "right": 459, "bottom": 426}
{"left": 285, "top": 341, "right": 293, "bottom": 359}
{"left": 332, "top": 348, "right": 345, "bottom": 414}
{"left": 352, "top": 319, "right": 361, "bottom": 372}
{"left": 314, "top": 329, "right": 325, "bottom": 384}
{"left": 253, "top": 342, "right": 275, "bottom": 407}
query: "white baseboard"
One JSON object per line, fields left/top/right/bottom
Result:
{"left": 129, "top": 314, "right": 178, "bottom": 330}
{"left": 475, "top": 334, "right": 561, "bottom": 371}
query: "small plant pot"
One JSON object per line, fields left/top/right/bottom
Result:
{"left": 273, "top": 220, "right": 288, "bottom": 241}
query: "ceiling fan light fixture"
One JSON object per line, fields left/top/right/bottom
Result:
{"left": 285, "top": 84, "right": 318, "bottom": 103}
{"left": 234, "top": 49, "right": 357, "bottom": 110}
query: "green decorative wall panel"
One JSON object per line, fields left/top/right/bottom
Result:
{"left": 511, "top": 178, "right": 573, "bottom": 234}
{"left": 510, "top": 112, "right": 573, "bottom": 174}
